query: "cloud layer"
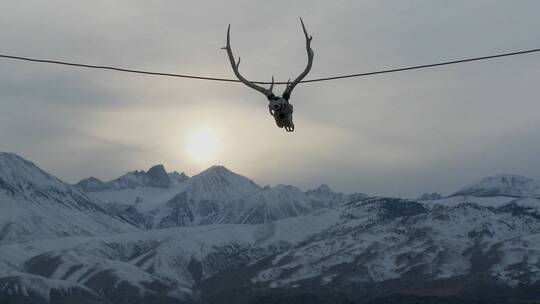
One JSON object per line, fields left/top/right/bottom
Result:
{"left": 1, "top": 0, "right": 540, "bottom": 197}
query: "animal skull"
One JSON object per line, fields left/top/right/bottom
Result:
{"left": 268, "top": 97, "right": 294, "bottom": 132}
{"left": 222, "top": 18, "right": 313, "bottom": 132}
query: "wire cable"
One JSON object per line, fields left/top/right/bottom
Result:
{"left": 1, "top": 48, "right": 539, "bottom": 85}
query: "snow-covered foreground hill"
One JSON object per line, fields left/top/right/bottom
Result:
{"left": 1, "top": 152, "right": 540, "bottom": 303}
{"left": 0, "top": 209, "right": 341, "bottom": 303}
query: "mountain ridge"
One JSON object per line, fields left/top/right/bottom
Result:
{"left": 450, "top": 174, "right": 540, "bottom": 198}
{"left": 75, "top": 164, "right": 189, "bottom": 192}
{"left": 0, "top": 152, "right": 139, "bottom": 245}
{"left": 1, "top": 151, "right": 540, "bottom": 304}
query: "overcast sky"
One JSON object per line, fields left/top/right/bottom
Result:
{"left": 1, "top": 0, "right": 540, "bottom": 197}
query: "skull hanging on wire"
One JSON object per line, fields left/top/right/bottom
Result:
{"left": 268, "top": 94, "right": 294, "bottom": 132}
{"left": 222, "top": 18, "right": 314, "bottom": 132}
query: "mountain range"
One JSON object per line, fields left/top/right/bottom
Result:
{"left": 0, "top": 151, "right": 539, "bottom": 304}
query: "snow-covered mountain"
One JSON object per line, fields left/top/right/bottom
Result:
{"left": 2, "top": 152, "right": 540, "bottom": 303}
{"left": 249, "top": 197, "right": 540, "bottom": 289}
{"left": 217, "top": 184, "right": 326, "bottom": 224}
{"left": 2, "top": 195, "right": 539, "bottom": 303}
{"left": 0, "top": 152, "right": 138, "bottom": 245}
{"left": 451, "top": 174, "right": 540, "bottom": 198}
{"left": 0, "top": 210, "right": 341, "bottom": 302}
{"left": 77, "top": 164, "right": 266, "bottom": 229}
{"left": 149, "top": 165, "right": 263, "bottom": 228}
{"left": 80, "top": 167, "right": 364, "bottom": 229}
{"left": 79, "top": 165, "right": 354, "bottom": 228}
{"left": 74, "top": 164, "right": 193, "bottom": 229}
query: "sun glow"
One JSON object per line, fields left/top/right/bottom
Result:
{"left": 185, "top": 128, "right": 218, "bottom": 162}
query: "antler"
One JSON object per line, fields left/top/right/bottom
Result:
{"left": 222, "top": 25, "right": 274, "bottom": 98}
{"left": 283, "top": 18, "right": 314, "bottom": 100}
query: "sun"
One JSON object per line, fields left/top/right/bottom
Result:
{"left": 185, "top": 128, "right": 218, "bottom": 162}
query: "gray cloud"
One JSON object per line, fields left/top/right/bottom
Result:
{"left": 2, "top": 0, "right": 540, "bottom": 197}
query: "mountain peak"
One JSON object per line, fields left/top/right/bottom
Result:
{"left": 180, "top": 165, "right": 261, "bottom": 200}
{"left": 146, "top": 164, "right": 171, "bottom": 186}
{"left": 308, "top": 184, "right": 334, "bottom": 195}
{"left": 169, "top": 171, "right": 189, "bottom": 184}
{"left": 75, "top": 177, "right": 106, "bottom": 192}
{"left": 306, "top": 183, "right": 340, "bottom": 198}
{"left": 451, "top": 174, "right": 540, "bottom": 198}
{"left": 147, "top": 164, "right": 167, "bottom": 174}
{"left": 0, "top": 152, "right": 36, "bottom": 171}
{"left": 204, "top": 165, "right": 233, "bottom": 174}
{"left": 0, "top": 151, "right": 18, "bottom": 159}
{"left": 195, "top": 165, "right": 249, "bottom": 181}
{"left": 151, "top": 165, "right": 261, "bottom": 228}
{"left": 305, "top": 183, "right": 367, "bottom": 206}
{"left": 266, "top": 184, "right": 303, "bottom": 194}
{"left": 194, "top": 165, "right": 257, "bottom": 185}
{"left": 0, "top": 152, "right": 63, "bottom": 189}
{"left": 85, "top": 176, "right": 103, "bottom": 183}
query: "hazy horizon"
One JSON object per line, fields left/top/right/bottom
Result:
{"left": 3, "top": 149, "right": 535, "bottom": 200}
{"left": 2, "top": 1, "right": 540, "bottom": 197}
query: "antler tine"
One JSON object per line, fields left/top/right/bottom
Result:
{"left": 269, "top": 76, "right": 275, "bottom": 93}
{"left": 283, "top": 17, "right": 314, "bottom": 99}
{"left": 300, "top": 17, "right": 313, "bottom": 43}
{"left": 222, "top": 24, "right": 273, "bottom": 98}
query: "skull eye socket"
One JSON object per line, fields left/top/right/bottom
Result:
{"left": 272, "top": 104, "right": 282, "bottom": 110}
